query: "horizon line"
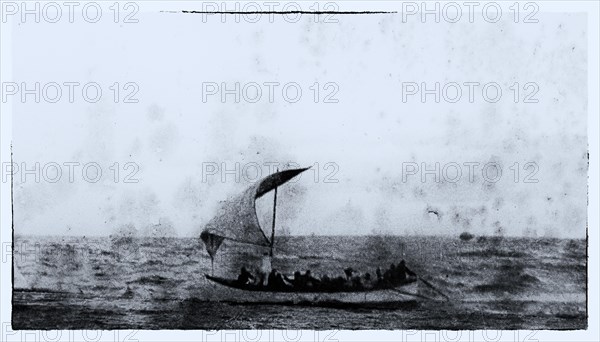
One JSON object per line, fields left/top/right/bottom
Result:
{"left": 12, "top": 233, "right": 586, "bottom": 240}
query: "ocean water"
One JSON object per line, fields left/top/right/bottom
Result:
{"left": 12, "top": 235, "right": 587, "bottom": 330}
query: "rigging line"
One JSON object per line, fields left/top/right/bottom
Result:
{"left": 389, "top": 288, "right": 436, "bottom": 301}
{"left": 417, "top": 277, "right": 450, "bottom": 301}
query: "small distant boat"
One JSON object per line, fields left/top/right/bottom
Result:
{"left": 199, "top": 167, "right": 426, "bottom": 304}
{"left": 459, "top": 232, "right": 475, "bottom": 241}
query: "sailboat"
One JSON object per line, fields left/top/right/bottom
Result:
{"left": 199, "top": 167, "right": 424, "bottom": 304}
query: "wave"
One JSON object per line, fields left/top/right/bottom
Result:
{"left": 474, "top": 262, "right": 539, "bottom": 294}
{"left": 459, "top": 248, "right": 529, "bottom": 259}
{"left": 141, "top": 259, "right": 164, "bottom": 267}
{"left": 127, "top": 275, "right": 172, "bottom": 286}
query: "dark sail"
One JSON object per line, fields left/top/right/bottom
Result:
{"left": 200, "top": 167, "right": 309, "bottom": 256}
{"left": 200, "top": 231, "right": 225, "bottom": 259}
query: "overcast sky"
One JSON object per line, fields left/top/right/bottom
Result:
{"left": 10, "top": 5, "right": 587, "bottom": 238}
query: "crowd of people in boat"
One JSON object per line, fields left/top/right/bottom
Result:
{"left": 235, "top": 260, "right": 417, "bottom": 291}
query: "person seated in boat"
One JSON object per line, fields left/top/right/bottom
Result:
{"left": 279, "top": 272, "right": 293, "bottom": 288}
{"left": 291, "top": 271, "right": 304, "bottom": 288}
{"left": 343, "top": 267, "right": 354, "bottom": 280}
{"left": 331, "top": 275, "right": 346, "bottom": 290}
{"left": 375, "top": 267, "right": 383, "bottom": 283}
{"left": 362, "top": 272, "right": 374, "bottom": 289}
{"left": 304, "top": 270, "right": 321, "bottom": 288}
{"left": 341, "top": 268, "right": 354, "bottom": 287}
{"left": 407, "top": 264, "right": 416, "bottom": 277}
{"left": 383, "top": 263, "right": 395, "bottom": 285}
{"left": 392, "top": 263, "right": 403, "bottom": 283}
{"left": 236, "top": 267, "right": 254, "bottom": 286}
{"left": 267, "top": 269, "right": 290, "bottom": 290}
{"left": 320, "top": 274, "right": 332, "bottom": 290}
{"left": 351, "top": 274, "right": 363, "bottom": 289}
{"left": 267, "top": 269, "right": 277, "bottom": 288}
{"left": 396, "top": 260, "right": 416, "bottom": 282}
{"left": 289, "top": 270, "right": 318, "bottom": 289}
{"left": 257, "top": 252, "right": 272, "bottom": 286}
{"left": 395, "top": 260, "right": 407, "bottom": 281}
{"left": 282, "top": 272, "right": 294, "bottom": 285}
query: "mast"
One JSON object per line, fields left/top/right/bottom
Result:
{"left": 10, "top": 144, "right": 14, "bottom": 228}
{"left": 269, "top": 168, "right": 278, "bottom": 257}
{"left": 11, "top": 144, "right": 14, "bottom": 288}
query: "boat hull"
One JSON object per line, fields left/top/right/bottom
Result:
{"left": 205, "top": 275, "right": 421, "bottom": 305}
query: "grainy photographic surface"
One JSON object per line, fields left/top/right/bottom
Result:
{"left": 1, "top": 0, "right": 596, "bottom": 337}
